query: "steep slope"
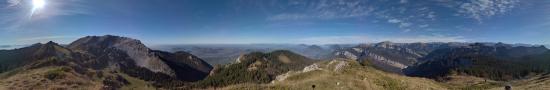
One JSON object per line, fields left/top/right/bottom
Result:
{"left": 405, "top": 43, "right": 549, "bottom": 81}
{"left": 220, "top": 59, "right": 449, "bottom": 90}
{"left": 154, "top": 50, "right": 213, "bottom": 81}
{"left": 195, "top": 50, "right": 315, "bottom": 88}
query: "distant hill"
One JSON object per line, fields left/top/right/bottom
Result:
{"left": 0, "top": 35, "right": 212, "bottom": 89}
{"left": 0, "top": 41, "right": 72, "bottom": 73}
{"left": 0, "top": 45, "right": 28, "bottom": 50}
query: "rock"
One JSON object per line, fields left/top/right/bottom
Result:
{"left": 302, "top": 64, "right": 321, "bottom": 73}
{"left": 273, "top": 72, "right": 292, "bottom": 83}
{"left": 333, "top": 61, "right": 348, "bottom": 72}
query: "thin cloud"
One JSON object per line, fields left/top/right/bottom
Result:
{"left": 377, "top": 35, "right": 468, "bottom": 43}
{"left": 265, "top": 0, "right": 374, "bottom": 21}
{"left": 295, "top": 35, "right": 467, "bottom": 44}
{"left": 256, "top": 0, "right": 523, "bottom": 32}
{"left": 388, "top": 19, "right": 402, "bottom": 23}
{"left": 295, "top": 36, "right": 369, "bottom": 44}
{"left": 457, "top": 0, "right": 519, "bottom": 23}
{"left": 7, "top": 0, "right": 22, "bottom": 7}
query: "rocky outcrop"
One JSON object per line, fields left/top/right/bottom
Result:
{"left": 302, "top": 64, "right": 321, "bottom": 73}
{"left": 273, "top": 63, "right": 322, "bottom": 83}
{"left": 327, "top": 60, "right": 349, "bottom": 72}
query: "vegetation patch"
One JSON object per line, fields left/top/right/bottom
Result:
{"left": 458, "top": 82, "right": 500, "bottom": 90}
{"left": 44, "top": 67, "right": 71, "bottom": 80}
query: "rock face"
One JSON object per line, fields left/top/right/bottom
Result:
{"left": 68, "top": 35, "right": 176, "bottom": 76}
{"left": 333, "top": 42, "right": 455, "bottom": 73}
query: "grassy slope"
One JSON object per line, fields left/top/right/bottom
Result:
{"left": 221, "top": 60, "right": 449, "bottom": 90}
{"left": 488, "top": 74, "right": 550, "bottom": 90}
{"left": 0, "top": 66, "right": 102, "bottom": 90}
{"left": 442, "top": 75, "right": 503, "bottom": 90}
{"left": 0, "top": 66, "right": 158, "bottom": 90}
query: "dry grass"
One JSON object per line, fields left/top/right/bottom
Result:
{"left": 488, "top": 74, "right": 550, "bottom": 90}
{"left": 0, "top": 66, "right": 101, "bottom": 90}
{"left": 0, "top": 66, "right": 159, "bottom": 90}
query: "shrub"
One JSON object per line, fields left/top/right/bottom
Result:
{"left": 44, "top": 67, "right": 71, "bottom": 80}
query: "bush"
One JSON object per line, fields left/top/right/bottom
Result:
{"left": 44, "top": 67, "right": 71, "bottom": 80}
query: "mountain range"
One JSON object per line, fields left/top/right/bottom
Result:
{"left": 1, "top": 35, "right": 549, "bottom": 89}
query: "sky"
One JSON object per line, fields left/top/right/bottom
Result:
{"left": 0, "top": 0, "right": 549, "bottom": 45}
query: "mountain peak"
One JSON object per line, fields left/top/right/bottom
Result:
{"left": 69, "top": 35, "right": 143, "bottom": 50}
{"left": 45, "top": 41, "right": 58, "bottom": 46}
{"left": 68, "top": 35, "right": 176, "bottom": 76}
{"left": 375, "top": 41, "right": 395, "bottom": 48}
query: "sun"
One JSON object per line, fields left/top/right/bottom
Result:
{"left": 30, "top": 0, "right": 46, "bottom": 18}
{"left": 32, "top": 0, "right": 46, "bottom": 9}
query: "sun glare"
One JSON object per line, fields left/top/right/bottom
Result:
{"left": 32, "top": 0, "right": 46, "bottom": 9}
{"left": 30, "top": 0, "right": 46, "bottom": 18}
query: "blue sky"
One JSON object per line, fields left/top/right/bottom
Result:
{"left": 0, "top": 0, "right": 549, "bottom": 45}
